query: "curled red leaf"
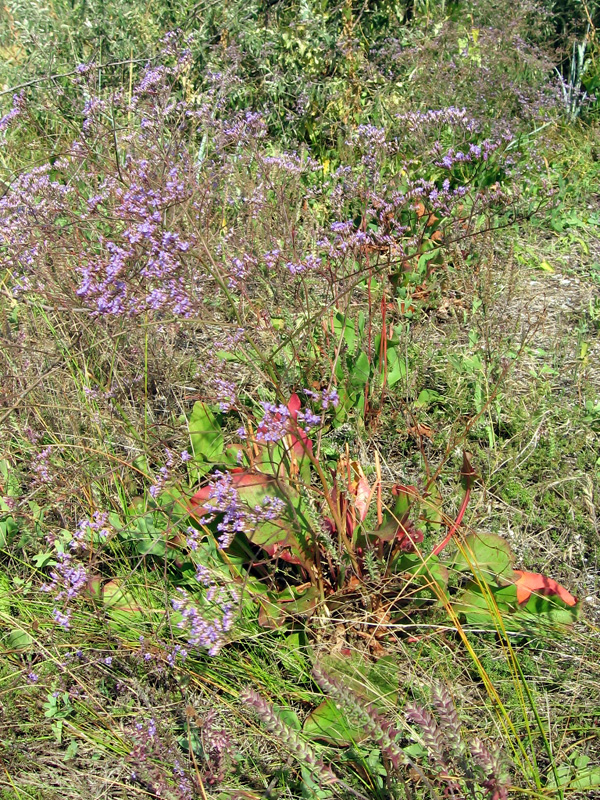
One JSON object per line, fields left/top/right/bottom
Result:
{"left": 513, "top": 570, "right": 577, "bottom": 606}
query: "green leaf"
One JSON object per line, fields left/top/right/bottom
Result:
{"left": 547, "top": 763, "right": 600, "bottom": 790}
{"left": 414, "top": 388, "right": 443, "bottom": 409}
{"left": 303, "top": 699, "right": 365, "bottom": 745}
{"left": 257, "top": 596, "right": 286, "bottom": 629}
{"left": 407, "top": 557, "right": 449, "bottom": 593}
{"left": 451, "top": 585, "right": 510, "bottom": 627}
{"left": 518, "top": 592, "right": 579, "bottom": 627}
{"left": 418, "top": 249, "right": 440, "bottom": 273}
{"left": 6, "top": 629, "right": 33, "bottom": 650}
{"left": 386, "top": 347, "right": 405, "bottom": 387}
{"left": 189, "top": 402, "right": 224, "bottom": 475}
{"left": 0, "top": 516, "right": 18, "bottom": 547}
{"left": 453, "top": 532, "right": 515, "bottom": 583}
{"left": 334, "top": 311, "right": 355, "bottom": 351}
{"left": 32, "top": 551, "right": 54, "bottom": 569}
{"left": 358, "top": 310, "right": 366, "bottom": 339}
{"left": 350, "top": 351, "right": 370, "bottom": 388}
{"left": 366, "top": 656, "right": 400, "bottom": 704}
{"left": 277, "top": 706, "right": 301, "bottom": 730}
{"left": 64, "top": 740, "right": 78, "bottom": 761}
{"left": 318, "top": 653, "right": 400, "bottom": 709}
{"left": 300, "top": 766, "right": 335, "bottom": 799}
{"left": 423, "top": 483, "right": 444, "bottom": 526}
{"left": 453, "top": 580, "right": 578, "bottom": 632}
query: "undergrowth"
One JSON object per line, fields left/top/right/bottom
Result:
{"left": 1, "top": 0, "right": 600, "bottom": 798}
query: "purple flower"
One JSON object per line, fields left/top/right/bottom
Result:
{"left": 298, "top": 409, "right": 321, "bottom": 429}
{"left": 171, "top": 585, "right": 237, "bottom": 656}
{"left": 149, "top": 465, "right": 169, "bottom": 499}
{"left": 255, "top": 402, "right": 290, "bottom": 443}
{"left": 214, "top": 378, "right": 237, "bottom": 412}
{"left": 0, "top": 92, "right": 25, "bottom": 134}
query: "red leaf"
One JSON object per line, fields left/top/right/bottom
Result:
{"left": 287, "top": 393, "right": 302, "bottom": 420}
{"left": 261, "top": 540, "right": 304, "bottom": 565}
{"left": 396, "top": 524, "right": 424, "bottom": 553}
{"left": 513, "top": 570, "right": 577, "bottom": 606}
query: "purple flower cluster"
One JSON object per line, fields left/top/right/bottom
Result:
{"left": 285, "top": 253, "right": 322, "bottom": 275}
{"left": 197, "top": 471, "right": 247, "bottom": 549}
{"left": 0, "top": 92, "right": 25, "bottom": 135}
{"left": 75, "top": 152, "right": 195, "bottom": 316}
{"left": 214, "top": 378, "right": 237, "bottom": 412}
{"left": 196, "top": 470, "right": 286, "bottom": 550}
{"left": 260, "top": 150, "right": 320, "bottom": 174}
{"left": 32, "top": 447, "right": 53, "bottom": 485}
{"left": 304, "top": 387, "right": 339, "bottom": 410}
{"left": 434, "top": 137, "right": 505, "bottom": 169}
{"left": 149, "top": 467, "right": 169, "bottom": 499}
{"left": 171, "top": 582, "right": 237, "bottom": 656}
{"left": 227, "top": 253, "right": 256, "bottom": 289}
{"left": 41, "top": 551, "right": 88, "bottom": 630}
{"left": 71, "top": 511, "right": 112, "bottom": 550}
{"left": 254, "top": 402, "right": 291, "bottom": 443}
{"left": 148, "top": 449, "right": 177, "bottom": 499}
{"left": 397, "top": 106, "right": 479, "bottom": 133}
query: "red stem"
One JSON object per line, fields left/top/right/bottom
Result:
{"left": 431, "top": 484, "right": 471, "bottom": 557}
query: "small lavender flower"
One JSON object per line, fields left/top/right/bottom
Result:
{"left": 71, "top": 511, "right": 112, "bottom": 550}
{"left": 255, "top": 401, "right": 290, "bottom": 443}
{"left": 149, "top": 465, "right": 169, "bottom": 499}
{"left": 298, "top": 408, "right": 321, "bottom": 429}
{"left": 42, "top": 550, "right": 88, "bottom": 630}
{"left": 321, "top": 388, "right": 339, "bottom": 409}
{"left": 240, "top": 688, "right": 338, "bottom": 786}
{"left": 32, "top": 447, "right": 53, "bottom": 484}
{"left": 202, "top": 471, "right": 246, "bottom": 549}
{"left": 42, "top": 552, "right": 87, "bottom": 602}
{"left": 171, "top": 584, "right": 237, "bottom": 656}
{"left": 52, "top": 608, "right": 72, "bottom": 630}
{"left": 0, "top": 92, "right": 25, "bottom": 135}
{"left": 214, "top": 378, "right": 237, "bottom": 412}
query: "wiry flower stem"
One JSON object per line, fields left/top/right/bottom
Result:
{"left": 431, "top": 684, "right": 463, "bottom": 756}
{"left": 470, "top": 738, "right": 509, "bottom": 800}
{"left": 239, "top": 688, "right": 338, "bottom": 787}
{"left": 311, "top": 665, "right": 440, "bottom": 798}
{"left": 312, "top": 665, "right": 406, "bottom": 769}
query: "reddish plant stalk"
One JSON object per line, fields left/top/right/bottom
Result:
{"left": 431, "top": 453, "right": 475, "bottom": 556}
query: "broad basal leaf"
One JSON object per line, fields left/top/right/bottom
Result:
{"left": 453, "top": 532, "right": 514, "bottom": 583}
{"left": 189, "top": 402, "right": 224, "bottom": 474}
{"left": 303, "top": 699, "right": 365, "bottom": 746}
